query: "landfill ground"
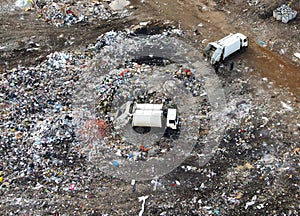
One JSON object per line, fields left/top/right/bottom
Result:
{"left": 0, "top": 0, "right": 299, "bottom": 215}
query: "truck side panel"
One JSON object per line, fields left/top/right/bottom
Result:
{"left": 135, "top": 104, "right": 163, "bottom": 111}
{"left": 223, "top": 40, "right": 241, "bottom": 60}
{"left": 132, "top": 111, "right": 163, "bottom": 127}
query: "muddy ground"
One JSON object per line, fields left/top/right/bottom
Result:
{"left": 0, "top": 0, "right": 299, "bottom": 215}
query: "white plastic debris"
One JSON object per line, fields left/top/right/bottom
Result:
{"left": 138, "top": 196, "right": 149, "bottom": 216}
{"left": 257, "top": 203, "right": 265, "bottom": 209}
{"left": 247, "top": 0, "right": 259, "bottom": 6}
{"left": 15, "top": 0, "right": 31, "bottom": 8}
{"left": 110, "top": 0, "right": 130, "bottom": 11}
{"left": 140, "top": 21, "right": 150, "bottom": 26}
{"left": 131, "top": 179, "right": 136, "bottom": 186}
{"left": 170, "top": 29, "right": 183, "bottom": 36}
{"left": 261, "top": 154, "right": 275, "bottom": 164}
{"left": 281, "top": 101, "right": 293, "bottom": 111}
{"left": 245, "top": 195, "right": 257, "bottom": 209}
{"left": 151, "top": 178, "right": 161, "bottom": 191}
{"left": 294, "top": 53, "right": 300, "bottom": 59}
{"left": 260, "top": 116, "right": 269, "bottom": 127}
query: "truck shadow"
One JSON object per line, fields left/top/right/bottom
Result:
{"left": 163, "top": 122, "right": 181, "bottom": 140}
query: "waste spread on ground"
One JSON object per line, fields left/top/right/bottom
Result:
{"left": 0, "top": 0, "right": 299, "bottom": 215}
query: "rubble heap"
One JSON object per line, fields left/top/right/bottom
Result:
{"left": 273, "top": 4, "right": 297, "bottom": 23}
{"left": 32, "top": 0, "right": 127, "bottom": 27}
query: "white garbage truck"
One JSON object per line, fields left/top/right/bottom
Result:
{"left": 130, "top": 103, "right": 178, "bottom": 130}
{"left": 204, "top": 33, "right": 248, "bottom": 65}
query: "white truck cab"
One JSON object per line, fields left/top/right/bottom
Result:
{"left": 166, "top": 108, "right": 179, "bottom": 129}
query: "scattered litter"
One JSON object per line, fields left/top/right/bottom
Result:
{"left": 281, "top": 101, "right": 293, "bottom": 111}
{"left": 294, "top": 53, "right": 300, "bottom": 59}
{"left": 138, "top": 195, "right": 149, "bottom": 216}
{"left": 140, "top": 21, "right": 150, "bottom": 26}
{"left": 131, "top": 179, "right": 136, "bottom": 192}
{"left": 247, "top": 0, "right": 259, "bottom": 6}
{"left": 113, "top": 161, "right": 120, "bottom": 167}
{"left": 110, "top": 0, "right": 130, "bottom": 11}
{"left": 170, "top": 180, "right": 180, "bottom": 187}
{"left": 213, "top": 209, "right": 220, "bottom": 215}
{"left": 15, "top": 0, "right": 31, "bottom": 8}
{"left": 32, "top": 0, "right": 128, "bottom": 27}
{"left": 258, "top": 40, "right": 267, "bottom": 47}
{"left": 151, "top": 179, "right": 160, "bottom": 191}
{"left": 245, "top": 195, "right": 257, "bottom": 209}
{"left": 69, "top": 183, "right": 75, "bottom": 191}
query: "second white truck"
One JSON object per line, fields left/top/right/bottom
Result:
{"left": 204, "top": 33, "right": 248, "bottom": 65}
{"left": 130, "top": 103, "right": 178, "bottom": 130}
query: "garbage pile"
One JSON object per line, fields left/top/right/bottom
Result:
{"left": 273, "top": 4, "right": 297, "bottom": 23}
{"left": 0, "top": 28, "right": 211, "bottom": 199}
{"left": 33, "top": 0, "right": 122, "bottom": 27}
{"left": 0, "top": 51, "right": 87, "bottom": 193}
{"left": 90, "top": 60, "right": 207, "bottom": 162}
